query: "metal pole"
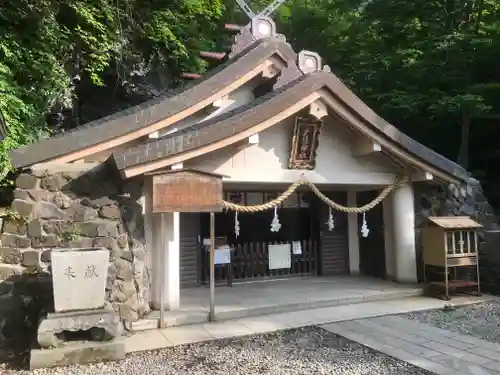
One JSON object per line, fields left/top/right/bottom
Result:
{"left": 159, "top": 213, "right": 166, "bottom": 328}
{"left": 209, "top": 212, "right": 216, "bottom": 321}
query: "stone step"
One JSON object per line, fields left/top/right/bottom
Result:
{"left": 131, "top": 287, "right": 423, "bottom": 332}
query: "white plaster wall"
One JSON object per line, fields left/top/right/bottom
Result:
{"left": 185, "top": 116, "right": 398, "bottom": 186}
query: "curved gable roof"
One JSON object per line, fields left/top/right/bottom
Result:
{"left": 112, "top": 70, "right": 468, "bottom": 183}
{"left": 10, "top": 38, "right": 296, "bottom": 169}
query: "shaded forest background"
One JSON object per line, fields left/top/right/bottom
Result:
{"left": 1, "top": 0, "right": 500, "bottom": 205}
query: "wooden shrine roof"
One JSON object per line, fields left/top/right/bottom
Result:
{"left": 112, "top": 70, "right": 469, "bottom": 183}
{"left": 426, "top": 216, "right": 482, "bottom": 229}
{"left": 9, "top": 38, "right": 295, "bottom": 169}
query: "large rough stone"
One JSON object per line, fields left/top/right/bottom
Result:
{"left": 75, "top": 222, "right": 99, "bottom": 237}
{"left": 116, "top": 280, "right": 136, "bottom": 299}
{"left": 42, "top": 220, "right": 73, "bottom": 235}
{"left": 131, "top": 243, "right": 146, "bottom": 261}
{"left": 28, "top": 189, "right": 53, "bottom": 202}
{"left": 118, "top": 297, "right": 139, "bottom": 322}
{"left": 10, "top": 199, "right": 34, "bottom": 218}
{"left": 72, "top": 206, "right": 98, "bottom": 221}
{"left": 61, "top": 237, "right": 94, "bottom": 249}
{"left": 2, "top": 219, "right": 27, "bottom": 235}
{"left": 13, "top": 189, "right": 32, "bottom": 201}
{"left": 0, "top": 247, "right": 21, "bottom": 264}
{"left": 115, "top": 258, "right": 133, "bottom": 281}
{"left": 40, "top": 174, "right": 68, "bottom": 192}
{"left": 94, "top": 237, "right": 118, "bottom": 250}
{"left": 52, "top": 192, "right": 73, "bottom": 209}
{"left": 27, "top": 219, "right": 44, "bottom": 237}
{"left": 21, "top": 249, "right": 40, "bottom": 267}
{"left": 16, "top": 174, "right": 38, "bottom": 190}
{"left": 1, "top": 233, "right": 31, "bottom": 248}
{"left": 117, "top": 235, "right": 128, "bottom": 249}
{"left": 81, "top": 197, "right": 116, "bottom": 209}
{"left": 32, "top": 235, "right": 60, "bottom": 248}
{"left": 97, "top": 222, "right": 119, "bottom": 238}
{"left": 41, "top": 249, "right": 52, "bottom": 263}
{"left": 99, "top": 205, "right": 121, "bottom": 220}
{"left": 34, "top": 201, "right": 68, "bottom": 220}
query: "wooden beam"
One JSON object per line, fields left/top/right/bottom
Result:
{"left": 200, "top": 51, "right": 227, "bottom": 61}
{"left": 308, "top": 100, "right": 328, "bottom": 120}
{"left": 261, "top": 64, "right": 280, "bottom": 78}
{"left": 225, "top": 24, "right": 243, "bottom": 32}
{"left": 352, "top": 138, "right": 382, "bottom": 156}
{"left": 181, "top": 72, "right": 202, "bottom": 80}
{"left": 237, "top": 133, "right": 259, "bottom": 149}
{"left": 411, "top": 171, "right": 434, "bottom": 182}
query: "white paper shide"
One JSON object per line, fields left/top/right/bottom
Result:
{"left": 51, "top": 248, "right": 109, "bottom": 312}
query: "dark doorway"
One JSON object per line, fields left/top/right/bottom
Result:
{"left": 357, "top": 190, "right": 386, "bottom": 278}
{"left": 199, "top": 191, "right": 319, "bottom": 284}
{"left": 310, "top": 192, "right": 349, "bottom": 276}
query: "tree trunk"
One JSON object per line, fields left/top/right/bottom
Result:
{"left": 457, "top": 112, "right": 471, "bottom": 169}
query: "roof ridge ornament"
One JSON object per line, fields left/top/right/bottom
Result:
{"left": 273, "top": 50, "right": 331, "bottom": 90}
{"left": 229, "top": 0, "right": 288, "bottom": 58}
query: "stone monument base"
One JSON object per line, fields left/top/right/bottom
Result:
{"left": 30, "top": 337, "right": 125, "bottom": 370}
{"left": 31, "top": 308, "right": 125, "bottom": 369}
{"left": 37, "top": 308, "right": 123, "bottom": 348}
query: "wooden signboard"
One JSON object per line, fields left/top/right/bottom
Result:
{"left": 151, "top": 169, "right": 223, "bottom": 213}
{"left": 289, "top": 116, "right": 323, "bottom": 170}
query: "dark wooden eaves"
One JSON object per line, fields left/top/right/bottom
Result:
{"left": 112, "top": 70, "right": 468, "bottom": 183}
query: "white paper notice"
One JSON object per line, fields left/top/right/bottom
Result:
{"left": 214, "top": 248, "right": 231, "bottom": 264}
{"left": 292, "top": 241, "right": 302, "bottom": 255}
{"left": 268, "top": 244, "right": 291, "bottom": 270}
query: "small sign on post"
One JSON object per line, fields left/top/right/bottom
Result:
{"left": 147, "top": 169, "right": 224, "bottom": 327}
{"left": 151, "top": 169, "right": 224, "bottom": 213}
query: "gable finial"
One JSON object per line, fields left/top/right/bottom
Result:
{"left": 234, "top": 0, "right": 288, "bottom": 27}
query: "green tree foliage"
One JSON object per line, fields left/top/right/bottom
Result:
{"left": 0, "top": 0, "right": 224, "bottom": 182}
{"left": 279, "top": 0, "right": 500, "bottom": 203}
{"left": 2, "top": 0, "right": 500, "bottom": 204}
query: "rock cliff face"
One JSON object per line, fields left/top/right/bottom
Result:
{"left": 0, "top": 164, "right": 150, "bottom": 360}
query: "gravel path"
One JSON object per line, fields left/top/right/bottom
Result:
{"left": 2, "top": 327, "right": 433, "bottom": 375}
{"left": 403, "top": 300, "right": 500, "bottom": 343}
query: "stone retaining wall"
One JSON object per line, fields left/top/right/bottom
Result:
{"left": 0, "top": 163, "right": 150, "bottom": 359}
{"left": 414, "top": 178, "right": 499, "bottom": 283}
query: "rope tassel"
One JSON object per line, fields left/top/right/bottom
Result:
{"left": 326, "top": 206, "right": 335, "bottom": 231}
{"left": 234, "top": 211, "right": 240, "bottom": 237}
{"left": 270, "top": 206, "right": 281, "bottom": 232}
{"left": 361, "top": 212, "right": 370, "bottom": 238}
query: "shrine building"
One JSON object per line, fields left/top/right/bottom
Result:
{"left": 5, "top": 16, "right": 468, "bottom": 326}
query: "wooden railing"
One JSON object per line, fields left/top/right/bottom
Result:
{"left": 199, "top": 238, "right": 317, "bottom": 285}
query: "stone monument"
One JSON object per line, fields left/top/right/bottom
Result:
{"left": 30, "top": 247, "right": 125, "bottom": 370}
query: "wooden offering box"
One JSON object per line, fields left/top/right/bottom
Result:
{"left": 422, "top": 216, "right": 482, "bottom": 300}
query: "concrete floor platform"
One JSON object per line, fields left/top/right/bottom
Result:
{"left": 132, "top": 276, "right": 424, "bottom": 331}
{"left": 125, "top": 294, "right": 492, "bottom": 354}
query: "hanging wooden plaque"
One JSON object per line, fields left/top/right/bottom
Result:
{"left": 289, "top": 116, "right": 323, "bottom": 170}
{"left": 151, "top": 169, "right": 223, "bottom": 213}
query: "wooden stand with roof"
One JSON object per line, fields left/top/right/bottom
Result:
{"left": 422, "top": 216, "right": 482, "bottom": 300}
